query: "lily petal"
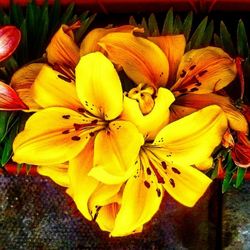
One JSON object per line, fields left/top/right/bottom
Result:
{"left": 0, "top": 26, "right": 21, "bottom": 62}
{"left": 172, "top": 47, "right": 237, "bottom": 95}
{"left": 10, "top": 63, "right": 43, "bottom": 111}
{"left": 32, "top": 65, "right": 83, "bottom": 110}
{"left": 88, "top": 121, "right": 144, "bottom": 184}
{"left": 75, "top": 52, "right": 123, "bottom": 120}
{"left": 175, "top": 93, "right": 248, "bottom": 132}
{"left": 80, "top": 25, "right": 134, "bottom": 56}
{"left": 153, "top": 105, "right": 227, "bottom": 166}
{"left": 68, "top": 139, "right": 99, "bottom": 220}
{"left": 99, "top": 32, "right": 169, "bottom": 87}
{"left": 149, "top": 34, "right": 186, "bottom": 85}
{"left": 111, "top": 172, "right": 163, "bottom": 237}
{"left": 37, "top": 163, "right": 70, "bottom": 187}
{"left": 0, "top": 81, "right": 28, "bottom": 110}
{"left": 121, "top": 87, "right": 175, "bottom": 140}
{"left": 161, "top": 163, "right": 212, "bottom": 207}
{"left": 46, "top": 24, "right": 80, "bottom": 68}
{"left": 13, "top": 107, "right": 92, "bottom": 165}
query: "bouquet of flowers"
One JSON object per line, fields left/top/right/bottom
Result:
{"left": 0, "top": 2, "right": 249, "bottom": 237}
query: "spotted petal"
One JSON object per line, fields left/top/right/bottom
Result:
{"left": 153, "top": 105, "right": 227, "bottom": 167}
{"left": 111, "top": 171, "right": 163, "bottom": 236}
{"left": 13, "top": 107, "right": 93, "bottom": 165}
{"left": 32, "top": 65, "right": 83, "bottom": 110}
{"left": 99, "top": 32, "right": 169, "bottom": 87}
{"left": 172, "top": 47, "right": 237, "bottom": 95}
{"left": 88, "top": 121, "right": 144, "bottom": 184}
{"left": 149, "top": 34, "right": 186, "bottom": 85}
{"left": 75, "top": 52, "right": 123, "bottom": 120}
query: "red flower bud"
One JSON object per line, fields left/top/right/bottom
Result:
{"left": 0, "top": 81, "right": 28, "bottom": 110}
{"left": 0, "top": 25, "right": 21, "bottom": 62}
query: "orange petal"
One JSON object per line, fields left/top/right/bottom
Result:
{"left": 46, "top": 24, "right": 80, "bottom": 68}
{"left": 0, "top": 25, "right": 21, "bottom": 62}
{"left": 172, "top": 47, "right": 237, "bottom": 95}
{"left": 99, "top": 32, "right": 169, "bottom": 88}
{"left": 149, "top": 34, "right": 186, "bottom": 86}
{"left": 174, "top": 93, "right": 248, "bottom": 132}
{"left": 0, "top": 81, "right": 28, "bottom": 110}
{"left": 10, "top": 63, "right": 43, "bottom": 111}
{"left": 80, "top": 25, "right": 135, "bottom": 56}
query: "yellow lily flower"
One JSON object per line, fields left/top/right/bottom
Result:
{"left": 88, "top": 105, "right": 228, "bottom": 236}
{"left": 12, "top": 52, "right": 144, "bottom": 185}
{"left": 98, "top": 31, "right": 246, "bottom": 134}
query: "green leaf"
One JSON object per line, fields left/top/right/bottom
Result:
{"left": 148, "top": 13, "right": 159, "bottom": 36}
{"left": 19, "top": 19, "right": 28, "bottom": 64}
{"left": 39, "top": 4, "right": 49, "bottom": 54}
{"left": 210, "top": 160, "right": 219, "bottom": 180}
{"left": 61, "top": 3, "right": 75, "bottom": 24}
{"left": 10, "top": 3, "right": 24, "bottom": 26}
{"left": 75, "top": 13, "right": 96, "bottom": 44}
{"left": 162, "top": 8, "right": 173, "bottom": 35}
{"left": 237, "top": 19, "right": 249, "bottom": 58}
{"left": 49, "top": 0, "right": 61, "bottom": 35}
{"left": 201, "top": 20, "right": 214, "bottom": 46}
{"left": 173, "top": 15, "right": 182, "bottom": 34}
{"left": 222, "top": 155, "right": 235, "bottom": 193}
{"left": 141, "top": 17, "right": 149, "bottom": 36}
{"left": 0, "top": 112, "right": 9, "bottom": 141}
{"left": 235, "top": 167, "right": 247, "bottom": 188}
{"left": 1, "top": 120, "right": 19, "bottom": 166}
{"left": 129, "top": 16, "right": 137, "bottom": 26}
{"left": 182, "top": 11, "right": 193, "bottom": 40}
{"left": 220, "top": 21, "right": 236, "bottom": 56}
{"left": 214, "top": 33, "right": 222, "bottom": 48}
{"left": 189, "top": 16, "right": 208, "bottom": 49}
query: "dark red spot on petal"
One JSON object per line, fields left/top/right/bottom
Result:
{"left": 161, "top": 161, "right": 167, "bottom": 170}
{"left": 73, "top": 123, "right": 82, "bottom": 131}
{"left": 89, "top": 132, "right": 95, "bottom": 137}
{"left": 156, "top": 188, "right": 161, "bottom": 197}
{"left": 179, "top": 88, "right": 188, "bottom": 93}
{"left": 144, "top": 180, "right": 150, "bottom": 188}
{"left": 62, "top": 115, "right": 70, "bottom": 119}
{"left": 71, "top": 136, "right": 81, "bottom": 141}
{"left": 77, "top": 108, "right": 85, "bottom": 113}
{"left": 180, "top": 70, "right": 187, "bottom": 78}
{"left": 198, "top": 70, "right": 208, "bottom": 77}
{"left": 169, "top": 178, "right": 175, "bottom": 188}
{"left": 190, "top": 87, "right": 199, "bottom": 92}
{"left": 146, "top": 167, "right": 151, "bottom": 175}
{"left": 58, "top": 74, "right": 72, "bottom": 83}
{"left": 62, "top": 130, "right": 70, "bottom": 134}
{"left": 172, "top": 167, "right": 181, "bottom": 174}
{"left": 91, "top": 119, "right": 98, "bottom": 124}
{"left": 189, "top": 65, "right": 196, "bottom": 70}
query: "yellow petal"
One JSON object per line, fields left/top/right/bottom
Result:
{"left": 175, "top": 93, "right": 248, "bottom": 132}
{"left": 121, "top": 87, "right": 175, "bottom": 140}
{"left": 75, "top": 52, "right": 123, "bottom": 120}
{"left": 149, "top": 34, "right": 186, "bottom": 85}
{"left": 99, "top": 32, "right": 169, "bottom": 87}
{"left": 172, "top": 46, "right": 237, "bottom": 95}
{"left": 153, "top": 105, "right": 227, "bottom": 167}
{"left": 169, "top": 104, "right": 197, "bottom": 123}
{"left": 68, "top": 139, "right": 99, "bottom": 220}
{"left": 37, "top": 163, "right": 69, "bottom": 187}
{"left": 32, "top": 65, "right": 83, "bottom": 110}
{"left": 111, "top": 172, "right": 163, "bottom": 237}
{"left": 161, "top": 163, "right": 212, "bottom": 207}
{"left": 88, "top": 121, "right": 144, "bottom": 184}
{"left": 80, "top": 25, "right": 134, "bottom": 56}
{"left": 10, "top": 63, "right": 43, "bottom": 111}
{"left": 13, "top": 107, "right": 92, "bottom": 165}
{"left": 46, "top": 24, "right": 80, "bottom": 68}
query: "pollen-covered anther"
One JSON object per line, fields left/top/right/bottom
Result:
{"left": 128, "top": 83, "right": 155, "bottom": 115}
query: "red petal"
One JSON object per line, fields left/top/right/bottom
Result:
{"left": 231, "top": 132, "right": 250, "bottom": 168}
{"left": 0, "top": 81, "right": 28, "bottom": 110}
{"left": 0, "top": 26, "right": 21, "bottom": 62}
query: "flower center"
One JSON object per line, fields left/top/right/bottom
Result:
{"left": 127, "top": 83, "right": 155, "bottom": 115}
